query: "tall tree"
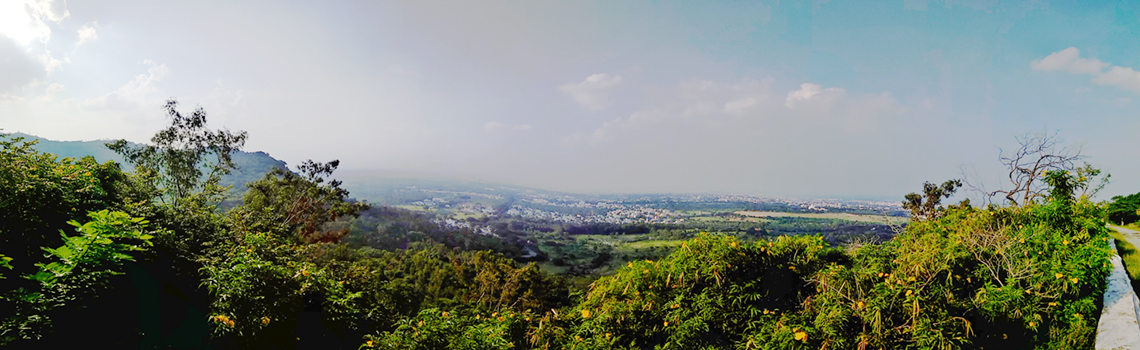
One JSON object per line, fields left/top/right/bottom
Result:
{"left": 106, "top": 98, "right": 248, "bottom": 206}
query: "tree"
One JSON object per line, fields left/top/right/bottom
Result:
{"left": 237, "top": 160, "right": 369, "bottom": 243}
{"left": 902, "top": 179, "right": 962, "bottom": 220}
{"left": 106, "top": 98, "right": 248, "bottom": 206}
{"left": 1109, "top": 192, "right": 1140, "bottom": 225}
{"left": 986, "top": 131, "right": 1094, "bottom": 207}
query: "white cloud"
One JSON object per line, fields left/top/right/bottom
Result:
{"left": 75, "top": 22, "right": 97, "bottom": 47}
{"left": 84, "top": 60, "right": 171, "bottom": 110}
{"left": 558, "top": 73, "right": 622, "bottom": 110}
{"left": 1031, "top": 47, "right": 1140, "bottom": 95}
{"left": 584, "top": 78, "right": 895, "bottom": 144}
{"left": 723, "top": 97, "right": 758, "bottom": 115}
{"left": 0, "top": 35, "right": 42, "bottom": 94}
{"left": 484, "top": 121, "right": 532, "bottom": 132}
{"left": 1030, "top": 47, "right": 1108, "bottom": 74}
{"left": 1092, "top": 66, "right": 1140, "bottom": 93}
{"left": 0, "top": 0, "right": 67, "bottom": 46}
{"left": 39, "top": 49, "right": 61, "bottom": 73}
{"left": 784, "top": 83, "right": 846, "bottom": 110}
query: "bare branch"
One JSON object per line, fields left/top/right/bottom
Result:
{"left": 989, "top": 131, "right": 1084, "bottom": 207}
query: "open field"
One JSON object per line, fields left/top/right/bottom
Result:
{"left": 735, "top": 210, "right": 908, "bottom": 224}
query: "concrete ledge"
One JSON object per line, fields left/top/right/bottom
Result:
{"left": 1096, "top": 239, "right": 1140, "bottom": 350}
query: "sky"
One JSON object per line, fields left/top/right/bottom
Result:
{"left": 1, "top": 0, "right": 1138, "bottom": 201}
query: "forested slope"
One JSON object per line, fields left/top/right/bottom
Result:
{"left": 0, "top": 105, "right": 1123, "bottom": 349}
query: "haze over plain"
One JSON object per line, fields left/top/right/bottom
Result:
{"left": 2, "top": 0, "right": 1138, "bottom": 200}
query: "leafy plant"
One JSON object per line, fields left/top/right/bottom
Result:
{"left": 361, "top": 308, "right": 528, "bottom": 350}
{"left": 0, "top": 210, "right": 156, "bottom": 344}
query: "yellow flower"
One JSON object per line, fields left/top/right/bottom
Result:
{"left": 1025, "top": 289, "right": 1032, "bottom": 294}
{"left": 906, "top": 290, "right": 914, "bottom": 297}
{"left": 1055, "top": 273, "right": 1064, "bottom": 279}
{"left": 627, "top": 262, "right": 634, "bottom": 268}
{"left": 788, "top": 266, "right": 796, "bottom": 270}
{"left": 261, "top": 316, "right": 271, "bottom": 325}
{"left": 442, "top": 311, "right": 449, "bottom": 318}
{"left": 794, "top": 330, "right": 808, "bottom": 342}
{"left": 213, "top": 315, "right": 235, "bottom": 327}
{"left": 855, "top": 301, "right": 865, "bottom": 309}
{"left": 729, "top": 241, "right": 738, "bottom": 248}
{"left": 671, "top": 304, "right": 680, "bottom": 309}
{"left": 1049, "top": 302, "right": 1058, "bottom": 306}
{"left": 366, "top": 340, "right": 375, "bottom": 347}
{"left": 1063, "top": 240, "right": 1069, "bottom": 245}
{"left": 580, "top": 309, "right": 591, "bottom": 319}
{"left": 664, "top": 321, "right": 669, "bottom": 327}
{"left": 1071, "top": 277, "right": 1079, "bottom": 284}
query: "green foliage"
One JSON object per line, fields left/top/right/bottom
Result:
{"left": 30, "top": 210, "right": 155, "bottom": 285}
{"left": 809, "top": 199, "right": 1110, "bottom": 349}
{"left": 524, "top": 193, "right": 1110, "bottom": 349}
{"left": 528, "top": 234, "right": 840, "bottom": 349}
{"left": 903, "top": 179, "right": 962, "bottom": 220}
{"left": 237, "top": 160, "right": 369, "bottom": 243}
{"left": 0, "top": 255, "right": 10, "bottom": 278}
{"left": 1109, "top": 192, "right": 1140, "bottom": 225}
{"left": 1, "top": 210, "right": 155, "bottom": 344}
{"left": 361, "top": 308, "right": 528, "bottom": 350}
{"left": 341, "top": 242, "right": 570, "bottom": 316}
{"left": 0, "top": 134, "right": 131, "bottom": 277}
{"left": 106, "top": 98, "right": 248, "bottom": 206}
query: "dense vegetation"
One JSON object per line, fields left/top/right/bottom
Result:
{"left": 1108, "top": 191, "right": 1140, "bottom": 226}
{"left": 0, "top": 106, "right": 1124, "bottom": 349}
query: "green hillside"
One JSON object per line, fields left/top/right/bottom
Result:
{"left": 6, "top": 132, "right": 287, "bottom": 193}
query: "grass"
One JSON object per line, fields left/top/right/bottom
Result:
{"left": 1110, "top": 230, "right": 1140, "bottom": 282}
{"left": 623, "top": 240, "right": 687, "bottom": 249}
{"left": 734, "top": 210, "right": 908, "bottom": 224}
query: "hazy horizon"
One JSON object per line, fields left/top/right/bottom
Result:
{"left": 3, "top": 1, "right": 1138, "bottom": 200}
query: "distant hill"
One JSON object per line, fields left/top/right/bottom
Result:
{"left": 4, "top": 133, "right": 287, "bottom": 193}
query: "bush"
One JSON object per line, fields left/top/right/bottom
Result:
{"left": 523, "top": 196, "right": 1111, "bottom": 349}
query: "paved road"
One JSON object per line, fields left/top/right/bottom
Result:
{"left": 1116, "top": 225, "right": 1140, "bottom": 245}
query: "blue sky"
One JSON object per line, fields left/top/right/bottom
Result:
{"left": 1, "top": 0, "right": 1138, "bottom": 201}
